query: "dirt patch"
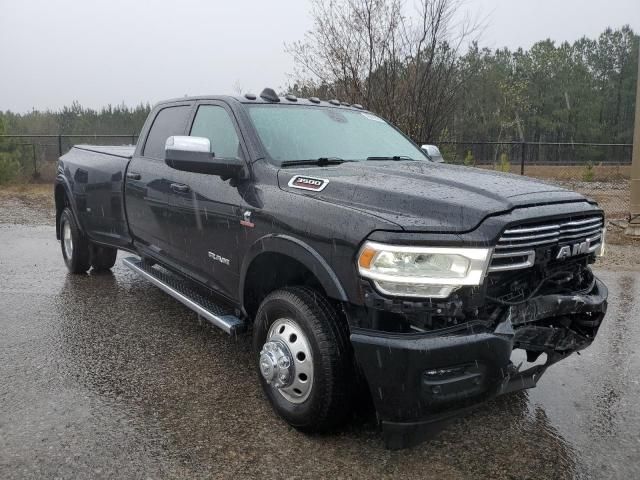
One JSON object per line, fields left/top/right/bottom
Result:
{"left": 554, "top": 180, "right": 630, "bottom": 220}
{"left": 595, "top": 222, "right": 640, "bottom": 271}
{"left": 0, "top": 184, "right": 55, "bottom": 225}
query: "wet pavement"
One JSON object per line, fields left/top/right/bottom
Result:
{"left": 1, "top": 223, "right": 639, "bottom": 479}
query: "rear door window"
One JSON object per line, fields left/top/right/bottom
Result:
{"left": 143, "top": 105, "right": 191, "bottom": 159}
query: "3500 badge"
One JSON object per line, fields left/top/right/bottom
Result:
{"left": 287, "top": 175, "right": 330, "bottom": 192}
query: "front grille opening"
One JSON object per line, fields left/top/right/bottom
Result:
{"left": 486, "top": 259, "right": 594, "bottom": 305}
{"left": 489, "top": 214, "right": 603, "bottom": 272}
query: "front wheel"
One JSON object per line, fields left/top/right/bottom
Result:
{"left": 253, "top": 287, "right": 354, "bottom": 432}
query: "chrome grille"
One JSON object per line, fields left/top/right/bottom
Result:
{"left": 489, "top": 215, "right": 604, "bottom": 272}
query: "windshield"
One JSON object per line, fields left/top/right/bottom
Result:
{"left": 246, "top": 104, "right": 427, "bottom": 164}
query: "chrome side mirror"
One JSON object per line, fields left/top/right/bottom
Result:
{"left": 165, "top": 136, "right": 244, "bottom": 178}
{"left": 421, "top": 144, "right": 445, "bottom": 163}
{"left": 166, "top": 135, "right": 211, "bottom": 159}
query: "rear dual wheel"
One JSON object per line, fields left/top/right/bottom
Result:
{"left": 59, "top": 207, "right": 117, "bottom": 273}
{"left": 253, "top": 287, "right": 355, "bottom": 432}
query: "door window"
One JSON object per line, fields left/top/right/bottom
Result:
{"left": 190, "top": 105, "right": 242, "bottom": 159}
{"left": 143, "top": 105, "right": 191, "bottom": 159}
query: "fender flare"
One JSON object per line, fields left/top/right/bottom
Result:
{"left": 239, "top": 234, "right": 348, "bottom": 307}
{"left": 54, "top": 175, "right": 85, "bottom": 238}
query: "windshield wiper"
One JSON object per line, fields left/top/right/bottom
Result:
{"left": 280, "top": 157, "right": 353, "bottom": 167}
{"left": 366, "top": 155, "right": 414, "bottom": 161}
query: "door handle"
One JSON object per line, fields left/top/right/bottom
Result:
{"left": 126, "top": 172, "right": 141, "bottom": 180}
{"left": 170, "top": 183, "right": 190, "bottom": 193}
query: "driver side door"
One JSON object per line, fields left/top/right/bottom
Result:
{"left": 165, "top": 101, "right": 249, "bottom": 301}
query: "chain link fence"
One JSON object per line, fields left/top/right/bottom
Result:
{"left": 0, "top": 134, "right": 138, "bottom": 181}
{"left": 0, "top": 135, "right": 633, "bottom": 219}
{"left": 425, "top": 141, "right": 633, "bottom": 219}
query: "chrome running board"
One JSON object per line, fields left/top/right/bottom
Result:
{"left": 123, "top": 257, "right": 245, "bottom": 335}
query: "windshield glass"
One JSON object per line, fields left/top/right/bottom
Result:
{"left": 246, "top": 104, "right": 427, "bottom": 164}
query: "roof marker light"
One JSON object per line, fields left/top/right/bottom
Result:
{"left": 260, "top": 88, "right": 280, "bottom": 102}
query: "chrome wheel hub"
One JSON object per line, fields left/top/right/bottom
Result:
{"left": 260, "top": 340, "right": 292, "bottom": 388}
{"left": 259, "top": 318, "right": 313, "bottom": 404}
{"left": 62, "top": 221, "right": 73, "bottom": 259}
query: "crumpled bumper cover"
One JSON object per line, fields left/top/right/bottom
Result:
{"left": 350, "top": 278, "right": 608, "bottom": 449}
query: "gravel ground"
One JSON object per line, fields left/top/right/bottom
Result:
{"left": 1, "top": 192, "right": 639, "bottom": 479}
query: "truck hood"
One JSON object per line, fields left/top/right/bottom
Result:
{"left": 277, "top": 161, "right": 588, "bottom": 232}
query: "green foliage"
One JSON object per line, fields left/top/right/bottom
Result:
{"left": 0, "top": 118, "right": 19, "bottom": 183}
{"left": 463, "top": 149, "right": 474, "bottom": 166}
{"left": 0, "top": 102, "right": 152, "bottom": 169}
{"left": 0, "top": 102, "right": 151, "bottom": 137}
{"left": 435, "top": 128, "right": 457, "bottom": 163}
{"left": 496, "top": 153, "right": 511, "bottom": 172}
{"left": 452, "top": 26, "right": 638, "bottom": 147}
{"left": 582, "top": 161, "right": 595, "bottom": 182}
{"left": 0, "top": 154, "right": 20, "bottom": 184}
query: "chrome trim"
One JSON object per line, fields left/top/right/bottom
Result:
{"left": 558, "top": 229, "right": 602, "bottom": 240}
{"left": 488, "top": 250, "right": 535, "bottom": 272}
{"left": 560, "top": 217, "right": 603, "bottom": 227}
{"left": 123, "top": 257, "right": 242, "bottom": 334}
{"left": 559, "top": 223, "right": 604, "bottom": 234}
{"left": 503, "top": 224, "right": 559, "bottom": 234}
{"left": 495, "top": 238, "right": 558, "bottom": 249}
{"left": 499, "top": 231, "right": 559, "bottom": 242}
{"left": 490, "top": 214, "right": 604, "bottom": 272}
{"left": 587, "top": 235, "right": 603, "bottom": 252}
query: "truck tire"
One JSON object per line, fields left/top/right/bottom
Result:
{"left": 90, "top": 244, "right": 117, "bottom": 271}
{"left": 253, "top": 287, "right": 354, "bottom": 432}
{"left": 59, "top": 207, "right": 91, "bottom": 274}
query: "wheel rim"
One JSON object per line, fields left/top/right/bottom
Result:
{"left": 62, "top": 220, "right": 73, "bottom": 259}
{"left": 259, "top": 318, "right": 313, "bottom": 404}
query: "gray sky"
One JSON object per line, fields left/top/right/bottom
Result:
{"left": 1, "top": 0, "right": 639, "bottom": 113}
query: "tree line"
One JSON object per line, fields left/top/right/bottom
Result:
{"left": 0, "top": 103, "right": 151, "bottom": 182}
{"left": 288, "top": 0, "right": 638, "bottom": 146}
{"left": 0, "top": 102, "right": 151, "bottom": 137}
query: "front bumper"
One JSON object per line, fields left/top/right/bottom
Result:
{"left": 350, "top": 277, "right": 608, "bottom": 449}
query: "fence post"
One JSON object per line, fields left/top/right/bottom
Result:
{"left": 132, "top": 133, "right": 136, "bottom": 145}
{"left": 626, "top": 46, "right": 640, "bottom": 236}
{"left": 520, "top": 142, "right": 526, "bottom": 175}
{"left": 32, "top": 144, "right": 38, "bottom": 179}
{"left": 57, "top": 135, "right": 62, "bottom": 158}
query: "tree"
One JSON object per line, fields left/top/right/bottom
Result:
{"left": 287, "top": 0, "right": 480, "bottom": 140}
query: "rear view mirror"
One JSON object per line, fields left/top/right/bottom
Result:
{"left": 165, "top": 136, "right": 244, "bottom": 178}
{"left": 421, "top": 144, "right": 445, "bottom": 163}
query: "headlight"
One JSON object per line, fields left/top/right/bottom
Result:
{"left": 357, "top": 241, "right": 492, "bottom": 298}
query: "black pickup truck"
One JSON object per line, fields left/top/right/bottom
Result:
{"left": 54, "top": 88, "right": 608, "bottom": 449}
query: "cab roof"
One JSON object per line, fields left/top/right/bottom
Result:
{"left": 155, "top": 88, "right": 366, "bottom": 111}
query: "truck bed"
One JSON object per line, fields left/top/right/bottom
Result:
{"left": 58, "top": 144, "right": 135, "bottom": 248}
{"left": 74, "top": 144, "right": 135, "bottom": 159}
